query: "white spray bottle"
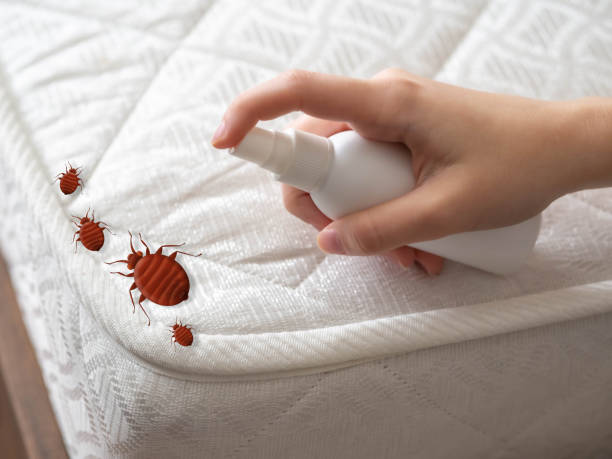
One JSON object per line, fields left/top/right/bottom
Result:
{"left": 229, "top": 127, "right": 541, "bottom": 274}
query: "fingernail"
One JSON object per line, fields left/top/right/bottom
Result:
{"left": 317, "top": 228, "right": 345, "bottom": 254}
{"left": 399, "top": 258, "right": 414, "bottom": 269}
{"left": 386, "top": 253, "right": 412, "bottom": 270}
{"left": 211, "top": 120, "right": 227, "bottom": 147}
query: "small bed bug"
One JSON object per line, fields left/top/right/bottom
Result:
{"left": 106, "top": 232, "right": 201, "bottom": 325}
{"left": 55, "top": 162, "right": 83, "bottom": 195}
{"left": 171, "top": 320, "right": 193, "bottom": 347}
{"left": 72, "top": 209, "right": 111, "bottom": 252}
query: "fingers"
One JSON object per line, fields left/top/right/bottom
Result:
{"left": 282, "top": 184, "right": 331, "bottom": 231}
{"left": 387, "top": 246, "right": 416, "bottom": 268}
{"left": 414, "top": 250, "right": 445, "bottom": 276}
{"left": 211, "top": 70, "right": 414, "bottom": 148}
{"left": 317, "top": 171, "right": 468, "bottom": 256}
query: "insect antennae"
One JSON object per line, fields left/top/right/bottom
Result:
{"left": 128, "top": 231, "right": 136, "bottom": 253}
{"left": 138, "top": 233, "right": 151, "bottom": 253}
{"left": 105, "top": 259, "right": 128, "bottom": 265}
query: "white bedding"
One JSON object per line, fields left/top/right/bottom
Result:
{"left": 2, "top": 0, "right": 612, "bottom": 457}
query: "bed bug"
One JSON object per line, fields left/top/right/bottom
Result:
{"left": 170, "top": 320, "right": 193, "bottom": 347}
{"left": 55, "top": 162, "right": 83, "bottom": 195}
{"left": 106, "top": 232, "right": 201, "bottom": 326}
{"left": 72, "top": 208, "right": 112, "bottom": 252}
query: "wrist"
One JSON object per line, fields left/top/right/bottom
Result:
{"left": 554, "top": 98, "right": 612, "bottom": 193}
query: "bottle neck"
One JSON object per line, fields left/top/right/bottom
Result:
{"left": 229, "top": 127, "right": 333, "bottom": 192}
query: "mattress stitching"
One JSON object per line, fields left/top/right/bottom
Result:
{"left": 0, "top": 0, "right": 186, "bottom": 42}
{"left": 231, "top": 374, "right": 325, "bottom": 457}
{"left": 379, "top": 361, "right": 506, "bottom": 449}
{"left": 491, "top": 355, "right": 612, "bottom": 456}
{"left": 82, "top": 5, "right": 214, "bottom": 184}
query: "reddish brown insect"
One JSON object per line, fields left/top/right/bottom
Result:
{"left": 72, "top": 209, "right": 111, "bottom": 252}
{"left": 170, "top": 320, "right": 193, "bottom": 347}
{"left": 55, "top": 162, "right": 83, "bottom": 195}
{"left": 106, "top": 232, "right": 201, "bottom": 325}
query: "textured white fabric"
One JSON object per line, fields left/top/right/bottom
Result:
{"left": 1, "top": 0, "right": 612, "bottom": 457}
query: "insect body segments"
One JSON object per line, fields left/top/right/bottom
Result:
{"left": 106, "top": 232, "right": 201, "bottom": 326}
{"left": 55, "top": 162, "right": 83, "bottom": 195}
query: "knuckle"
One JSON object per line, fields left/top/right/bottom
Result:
{"left": 368, "top": 75, "right": 423, "bottom": 127}
{"left": 278, "top": 69, "right": 313, "bottom": 110}
{"left": 372, "top": 67, "right": 409, "bottom": 80}
{"left": 280, "top": 69, "right": 312, "bottom": 90}
{"left": 382, "top": 77, "right": 421, "bottom": 106}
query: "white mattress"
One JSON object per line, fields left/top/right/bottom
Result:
{"left": 1, "top": 0, "right": 612, "bottom": 457}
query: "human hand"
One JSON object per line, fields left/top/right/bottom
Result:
{"left": 212, "top": 69, "right": 612, "bottom": 275}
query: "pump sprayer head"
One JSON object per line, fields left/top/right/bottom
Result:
{"left": 229, "top": 127, "right": 290, "bottom": 173}
{"left": 227, "top": 126, "right": 333, "bottom": 192}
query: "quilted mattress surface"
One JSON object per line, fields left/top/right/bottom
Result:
{"left": 2, "top": 0, "right": 612, "bottom": 457}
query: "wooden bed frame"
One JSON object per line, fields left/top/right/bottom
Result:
{"left": 0, "top": 252, "right": 68, "bottom": 459}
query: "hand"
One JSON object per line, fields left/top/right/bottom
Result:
{"left": 212, "top": 69, "right": 612, "bottom": 275}
{"left": 278, "top": 114, "right": 445, "bottom": 275}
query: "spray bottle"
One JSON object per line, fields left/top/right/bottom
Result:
{"left": 229, "top": 127, "right": 541, "bottom": 274}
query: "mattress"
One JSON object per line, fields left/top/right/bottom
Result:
{"left": 1, "top": 0, "right": 612, "bottom": 457}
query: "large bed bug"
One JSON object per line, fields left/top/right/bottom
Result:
{"left": 170, "top": 320, "right": 193, "bottom": 347}
{"left": 106, "top": 232, "right": 201, "bottom": 325}
{"left": 55, "top": 162, "right": 83, "bottom": 195}
{"left": 72, "top": 209, "right": 112, "bottom": 252}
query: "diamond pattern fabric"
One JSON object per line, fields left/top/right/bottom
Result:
{"left": 1, "top": 0, "right": 612, "bottom": 457}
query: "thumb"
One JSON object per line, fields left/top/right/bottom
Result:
{"left": 316, "top": 175, "right": 466, "bottom": 255}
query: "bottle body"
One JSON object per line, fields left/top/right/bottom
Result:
{"left": 309, "top": 130, "right": 541, "bottom": 274}
{"left": 229, "top": 127, "right": 541, "bottom": 275}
